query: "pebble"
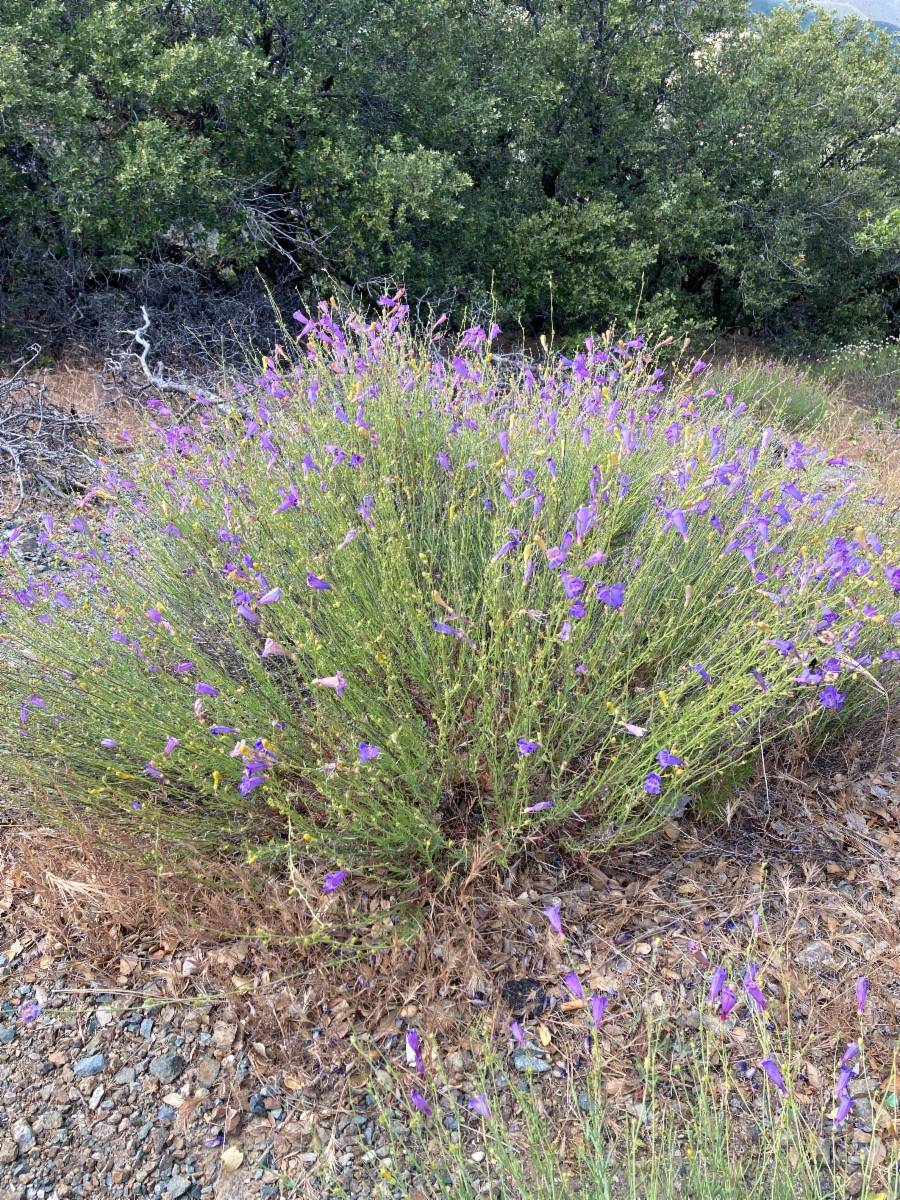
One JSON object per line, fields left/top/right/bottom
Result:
{"left": 73, "top": 1053, "right": 106, "bottom": 1078}
{"left": 196, "top": 1056, "right": 220, "bottom": 1087}
{"left": 513, "top": 1053, "right": 551, "bottom": 1073}
{"left": 114, "top": 1066, "right": 135, "bottom": 1085}
{"left": 0, "top": 1028, "right": 14, "bottom": 1045}
{"left": 139, "top": 1017, "right": 154, "bottom": 1038}
{"left": 796, "top": 941, "right": 834, "bottom": 968}
{"left": 11, "top": 1120, "right": 35, "bottom": 1153}
{"left": 249, "top": 1092, "right": 268, "bottom": 1116}
{"left": 166, "top": 1176, "right": 192, "bottom": 1198}
{"left": 149, "top": 1052, "right": 185, "bottom": 1084}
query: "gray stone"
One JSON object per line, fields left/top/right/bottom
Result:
{"left": 157, "top": 1104, "right": 177, "bottom": 1121}
{"left": 0, "top": 1027, "right": 14, "bottom": 1044}
{"left": 149, "top": 1052, "right": 185, "bottom": 1084}
{"left": 513, "top": 1052, "right": 551, "bottom": 1072}
{"left": 114, "top": 1066, "right": 135, "bottom": 1086}
{"left": 11, "top": 1121, "right": 35, "bottom": 1153}
{"left": 196, "top": 1057, "right": 221, "bottom": 1088}
{"left": 73, "top": 1054, "right": 106, "bottom": 1078}
{"left": 139, "top": 1017, "right": 154, "bottom": 1039}
{"left": 166, "top": 1178, "right": 192, "bottom": 1199}
{"left": 796, "top": 941, "right": 834, "bottom": 968}
{"left": 444, "top": 1051, "right": 466, "bottom": 1074}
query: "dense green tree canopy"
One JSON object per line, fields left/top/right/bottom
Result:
{"left": 1, "top": 0, "right": 899, "bottom": 343}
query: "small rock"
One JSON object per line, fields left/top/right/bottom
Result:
{"left": 299, "top": 1152, "right": 318, "bottom": 1164}
{"left": 0, "top": 1141, "right": 18, "bottom": 1165}
{"left": 249, "top": 1093, "right": 268, "bottom": 1116}
{"left": 139, "top": 1017, "right": 154, "bottom": 1038}
{"left": 166, "top": 1176, "right": 192, "bottom": 1198}
{"left": 445, "top": 1051, "right": 466, "bottom": 1074}
{"left": 196, "top": 1056, "right": 220, "bottom": 1087}
{"left": 157, "top": 1104, "right": 177, "bottom": 1121}
{"left": 796, "top": 941, "right": 834, "bottom": 968}
{"left": 0, "top": 1028, "right": 15, "bottom": 1045}
{"left": 95, "top": 1006, "right": 114, "bottom": 1027}
{"left": 513, "top": 1053, "right": 551, "bottom": 1073}
{"left": 578, "top": 1090, "right": 596, "bottom": 1113}
{"left": 74, "top": 1054, "right": 106, "bottom": 1078}
{"left": 221, "top": 1145, "right": 244, "bottom": 1173}
{"left": 846, "top": 1171, "right": 864, "bottom": 1197}
{"left": 114, "top": 1066, "right": 136, "bottom": 1086}
{"left": 471, "top": 1150, "right": 485, "bottom": 1163}
{"left": 149, "top": 1053, "right": 185, "bottom": 1084}
{"left": 11, "top": 1121, "right": 35, "bottom": 1153}
{"left": 500, "top": 978, "right": 545, "bottom": 1018}
{"left": 210, "top": 1022, "right": 237, "bottom": 1051}
{"left": 848, "top": 1077, "right": 872, "bottom": 1098}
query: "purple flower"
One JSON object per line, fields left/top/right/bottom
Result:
{"left": 100, "top": 739, "right": 121, "bottom": 749}
{"left": 204, "top": 1134, "right": 224, "bottom": 1148}
{"left": 574, "top": 506, "right": 595, "bottom": 544}
{"left": 720, "top": 985, "right": 737, "bottom": 1020}
{"left": 436, "top": 453, "right": 451, "bottom": 471}
{"left": 164, "top": 737, "right": 179, "bottom": 756}
{"left": 307, "top": 571, "right": 332, "bottom": 590}
{"left": 406, "top": 1029, "right": 425, "bottom": 1077}
{"left": 590, "top": 995, "right": 608, "bottom": 1029}
{"left": 687, "top": 939, "right": 709, "bottom": 967}
{"left": 656, "top": 749, "right": 684, "bottom": 768}
{"left": 835, "top": 1066, "right": 856, "bottom": 1097}
{"left": 143, "top": 762, "right": 165, "bottom": 781}
{"left": 173, "top": 662, "right": 195, "bottom": 673}
{"left": 312, "top": 672, "right": 347, "bottom": 696}
{"left": 743, "top": 967, "right": 767, "bottom": 1011}
{"left": 619, "top": 722, "right": 647, "bottom": 737}
{"left": 510, "top": 1021, "right": 527, "bottom": 1048}
{"left": 840, "top": 1042, "right": 859, "bottom": 1068}
{"left": 751, "top": 912, "right": 762, "bottom": 935}
{"left": 195, "top": 682, "right": 219, "bottom": 697}
{"left": 833, "top": 1092, "right": 854, "bottom": 1128}
{"left": 543, "top": 906, "right": 564, "bottom": 937}
{"left": 524, "top": 800, "right": 554, "bottom": 812}
{"left": 557, "top": 621, "right": 572, "bottom": 642}
{"left": 819, "top": 686, "right": 845, "bottom": 710}
{"left": 517, "top": 738, "right": 541, "bottom": 755}
{"left": 664, "top": 508, "right": 688, "bottom": 541}
{"left": 358, "top": 742, "right": 380, "bottom": 763}
{"left": 564, "top": 971, "right": 585, "bottom": 1002}
{"left": 709, "top": 967, "right": 727, "bottom": 1003}
{"left": 410, "top": 1089, "right": 432, "bottom": 1117}
{"left": 750, "top": 669, "right": 770, "bottom": 692}
{"left": 643, "top": 772, "right": 662, "bottom": 794}
{"left": 856, "top": 977, "right": 868, "bottom": 1014}
{"left": 19, "top": 999, "right": 41, "bottom": 1023}
{"left": 692, "top": 663, "right": 711, "bottom": 684}
{"left": 258, "top": 587, "right": 282, "bottom": 605}
{"left": 210, "top": 726, "right": 238, "bottom": 735}
{"left": 467, "top": 1093, "right": 491, "bottom": 1119}
{"left": 691, "top": 360, "right": 708, "bottom": 375}
{"left": 759, "top": 1056, "right": 788, "bottom": 1096}
{"left": 323, "top": 869, "right": 349, "bottom": 893}
{"left": 596, "top": 583, "right": 624, "bottom": 609}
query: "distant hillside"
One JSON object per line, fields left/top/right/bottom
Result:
{"left": 749, "top": 0, "right": 899, "bottom": 31}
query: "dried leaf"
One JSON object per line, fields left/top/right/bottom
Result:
{"left": 221, "top": 1146, "right": 244, "bottom": 1173}
{"left": 538, "top": 1024, "right": 552, "bottom": 1047}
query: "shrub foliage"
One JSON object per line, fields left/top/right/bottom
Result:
{"left": 0, "top": 305, "right": 898, "bottom": 881}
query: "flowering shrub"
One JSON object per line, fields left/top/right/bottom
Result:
{"left": 1, "top": 300, "right": 898, "bottom": 881}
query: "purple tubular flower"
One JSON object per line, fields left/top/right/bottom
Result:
{"left": 164, "top": 737, "right": 179, "bottom": 756}
{"left": 692, "top": 663, "right": 710, "bottom": 684}
{"left": 557, "top": 621, "right": 572, "bottom": 642}
{"left": 833, "top": 1092, "right": 854, "bottom": 1128}
{"left": 751, "top": 912, "right": 762, "bottom": 935}
{"left": 436, "top": 453, "right": 451, "bottom": 471}
{"left": 620, "top": 722, "right": 647, "bottom": 737}
{"left": 19, "top": 999, "right": 41, "bottom": 1023}
{"left": 517, "top": 738, "right": 541, "bottom": 755}
{"left": 204, "top": 1134, "right": 224, "bottom": 1148}
{"left": 720, "top": 985, "right": 737, "bottom": 1020}
{"left": 543, "top": 905, "right": 564, "bottom": 937}
{"left": 258, "top": 587, "right": 282, "bottom": 605}
{"left": 209, "top": 726, "right": 238, "bottom": 735}
{"left": 237, "top": 604, "right": 259, "bottom": 623}
{"left": 564, "top": 971, "right": 585, "bottom": 1002}
{"left": 643, "top": 772, "right": 662, "bottom": 795}
{"left": 173, "top": 662, "right": 195, "bottom": 673}
{"left": 195, "top": 682, "right": 219, "bottom": 697}
{"left": 743, "top": 968, "right": 767, "bottom": 1011}
{"left": 819, "top": 685, "right": 845, "bottom": 710}
{"left": 709, "top": 967, "right": 727, "bottom": 1003}
{"left": 840, "top": 1042, "right": 859, "bottom": 1068}
{"left": 143, "top": 762, "right": 164, "bottom": 781}
{"left": 835, "top": 1066, "right": 855, "bottom": 1097}
{"left": 358, "top": 742, "right": 380, "bottom": 763}
{"left": 656, "top": 749, "right": 685, "bottom": 768}
{"left": 687, "top": 939, "right": 709, "bottom": 967}
{"left": 100, "top": 739, "right": 121, "bottom": 749}
{"left": 406, "top": 1029, "right": 425, "bottom": 1077}
{"left": 590, "top": 995, "right": 608, "bottom": 1029}
{"left": 510, "top": 1021, "right": 527, "bottom": 1048}
{"left": 595, "top": 582, "right": 625, "bottom": 609}
{"left": 323, "top": 868, "right": 349, "bottom": 893}
{"left": 759, "top": 1056, "right": 788, "bottom": 1096}
{"left": 750, "top": 668, "right": 770, "bottom": 692}
{"left": 411, "top": 1089, "right": 432, "bottom": 1117}
{"left": 524, "top": 800, "right": 554, "bottom": 812}
{"left": 306, "top": 571, "right": 332, "bottom": 590}
{"left": 856, "top": 977, "right": 869, "bottom": 1014}
{"left": 467, "top": 1093, "right": 491, "bottom": 1119}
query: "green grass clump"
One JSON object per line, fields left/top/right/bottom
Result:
{"left": 0, "top": 305, "right": 898, "bottom": 884}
